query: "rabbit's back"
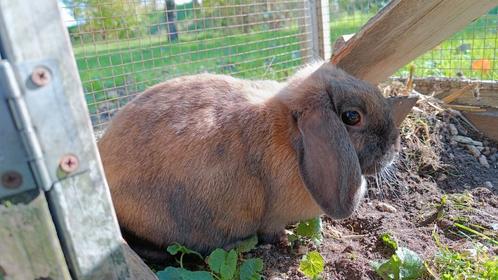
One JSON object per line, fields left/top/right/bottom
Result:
{"left": 99, "top": 63, "right": 400, "bottom": 263}
{"left": 98, "top": 74, "right": 287, "bottom": 254}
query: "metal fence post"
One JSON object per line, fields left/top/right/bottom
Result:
{"left": 0, "top": 0, "right": 154, "bottom": 279}
{"left": 307, "top": 0, "right": 332, "bottom": 61}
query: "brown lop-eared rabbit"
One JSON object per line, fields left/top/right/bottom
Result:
{"left": 98, "top": 61, "right": 401, "bottom": 263}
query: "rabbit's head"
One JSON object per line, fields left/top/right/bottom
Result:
{"left": 279, "top": 63, "right": 400, "bottom": 218}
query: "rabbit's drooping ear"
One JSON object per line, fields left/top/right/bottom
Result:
{"left": 296, "top": 106, "right": 364, "bottom": 219}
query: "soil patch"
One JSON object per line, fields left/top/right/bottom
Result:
{"left": 252, "top": 87, "right": 498, "bottom": 279}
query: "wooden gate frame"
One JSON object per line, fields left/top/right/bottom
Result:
{"left": 0, "top": 0, "right": 155, "bottom": 279}
{"left": 1, "top": 0, "right": 498, "bottom": 279}
{"left": 0, "top": 0, "right": 329, "bottom": 278}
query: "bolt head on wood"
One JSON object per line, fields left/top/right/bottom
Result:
{"left": 31, "top": 66, "right": 51, "bottom": 86}
{"left": 1, "top": 171, "right": 22, "bottom": 189}
{"left": 59, "top": 154, "right": 79, "bottom": 173}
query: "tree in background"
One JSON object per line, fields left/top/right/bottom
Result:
{"left": 264, "top": 0, "right": 297, "bottom": 30}
{"left": 68, "top": 0, "right": 145, "bottom": 41}
{"left": 201, "top": 0, "right": 296, "bottom": 34}
{"left": 165, "top": 0, "right": 179, "bottom": 42}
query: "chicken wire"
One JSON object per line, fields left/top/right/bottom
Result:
{"left": 61, "top": 0, "right": 313, "bottom": 130}
{"left": 329, "top": 0, "right": 498, "bottom": 81}
{"left": 62, "top": 0, "right": 498, "bottom": 131}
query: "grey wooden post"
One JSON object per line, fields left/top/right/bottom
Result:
{"left": 299, "top": 0, "right": 331, "bottom": 62}
{"left": 0, "top": 0, "right": 155, "bottom": 279}
{"left": 0, "top": 62, "right": 71, "bottom": 280}
{"left": 316, "top": 0, "right": 331, "bottom": 60}
{"left": 306, "top": 0, "right": 332, "bottom": 61}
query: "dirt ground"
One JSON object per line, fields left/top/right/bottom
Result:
{"left": 147, "top": 84, "right": 497, "bottom": 279}
{"left": 249, "top": 89, "right": 498, "bottom": 279}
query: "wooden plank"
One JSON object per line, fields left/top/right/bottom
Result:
{"left": 437, "top": 88, "right": 498, "bottom": 109}
{"left": 299, "top": 0, "right": 331, "bottom": 61}
{"left": 441, "top": 84, "right": 475, "bottom": 104}
{"left": 0, "top": 0, "right": 150, "bottom": 278}
{"left": 444, "top": 104, "right": 486, "bottom": 112}
{"left": 463, "top": 109, "right": 498, "bottom": 142}
{"left": 397, "top": 77, "right": 498, "bottom": 108}
{"left": 122, "top": 243, "right": 159, "bottom": 280}
{"left": 0, "top": 42, "right": 70, "bottom": 280}
{"left": 314, "top": 0, "right": 332, "bottom": 59}
{"left": 452, "top": 89, "right": 498, "bottom": 108}
{"left": 405, "top": 77, "right": 498, "bottom": 92}
{"left": 331, "top": 0, "right": 498, "bottom": 84}
{"left": 298, "top": 0, "right": 313, "bottom": 62}
{"left": 0, "top": 191, "right": 71, "bottom": 280}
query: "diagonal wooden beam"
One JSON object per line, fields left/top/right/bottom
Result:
{"left": 331, "top": 0, "right": 498, "bottom": 84}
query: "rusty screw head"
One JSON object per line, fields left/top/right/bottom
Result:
{"left": 31, "top": 66, "right": 51, "bottom": 87}
{"left": 59, "top": 154, "right": 79, "bottom": 173}
{"left": 1, "top": 171, "right": 22, "bottom": 189}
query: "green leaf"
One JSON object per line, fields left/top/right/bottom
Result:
{"left": 299, "top": 251, "right": 324, "bottom": 279}
{"left": 167, "top": 243, "right": 203, "bottom": 259}
{"left": 156, "top": 267, "right": 214, "bottom": 280}
{"left": 373, "top": 254, "right": 401, "bottom": 280}
{"left": 236, "top": 235, "right": 259, "bottom": 253}
{"left": 208, "top": 248, "right": 237, "bottom": 280}
{"left": 380, "top": 232, "right": 398, "bottom": 250}
{"left": 396, "top": 247, "right": 425, "bottom": 279}
{"left": 372, "top": 247, "right": 425, "bottom": 280}
{"left": 167, "top": 244, "right": 183, "bottom": 255}
{"left": 286, "top": 229, "right": 299, "bottom": 243}
{"left": 239, "top": 258, "right": 264, "bottom": 280}
{"left": 295, "top": 217, "right": 323, "bottom": 244}
{"left": 371, "top": 260, "right": 382, "bottom": 272}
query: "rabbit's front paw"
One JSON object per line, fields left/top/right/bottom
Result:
{"left": 259, "top": 230, "right": 288, "bottom": 247}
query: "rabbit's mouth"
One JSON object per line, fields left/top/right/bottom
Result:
{"left": 360, "top": 148, "right": 398, "bottom": 176}
{"left": 357, "top": 132, "right": 400, "bottom": 176}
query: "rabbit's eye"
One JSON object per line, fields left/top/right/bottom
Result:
{"left": 341, "top": 111, "right": 361, "bottom": 126}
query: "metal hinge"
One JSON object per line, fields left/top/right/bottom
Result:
{"left": 0, "top": 59, "right": 86, "bottom": 200}
{"left": 0, "top": 60, "right": 42, "bottom": 198}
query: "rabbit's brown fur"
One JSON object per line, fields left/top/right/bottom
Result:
{"left": 98, "top": 62, "right": 399, "bottom": 262}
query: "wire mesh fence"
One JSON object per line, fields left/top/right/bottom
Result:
{"left": 61, "top": 0, "right": 313, "bottom": 130}
{"left": 328, "top": 0, "right": 498, "bottom": 81}
{"left": 60, "top": 0, "right": 498, "bottom": 130}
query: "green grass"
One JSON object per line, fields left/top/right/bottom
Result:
{"left": 328, "top": 12, "right": 498, "bottom": 80}
{"left": 73, "top": 12, "right": 498, "bottom": 118}
{"left": 330, "top": 12, "right": 376, "bottom": 43}
{"left": 74, "top": 27, "right": 304, "bottom": 115}
{"left": 432, "top": 226, "right": 498, "bottom": 280}
{"left": 434, "top": 248, "right": 498, "bottom": 280}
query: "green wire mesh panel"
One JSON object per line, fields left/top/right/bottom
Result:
{"left": 328, "top": 0, "right": 498, "bottom": 81}
{"left": 61, "top": 0, "right": 312, "bottom": 130}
